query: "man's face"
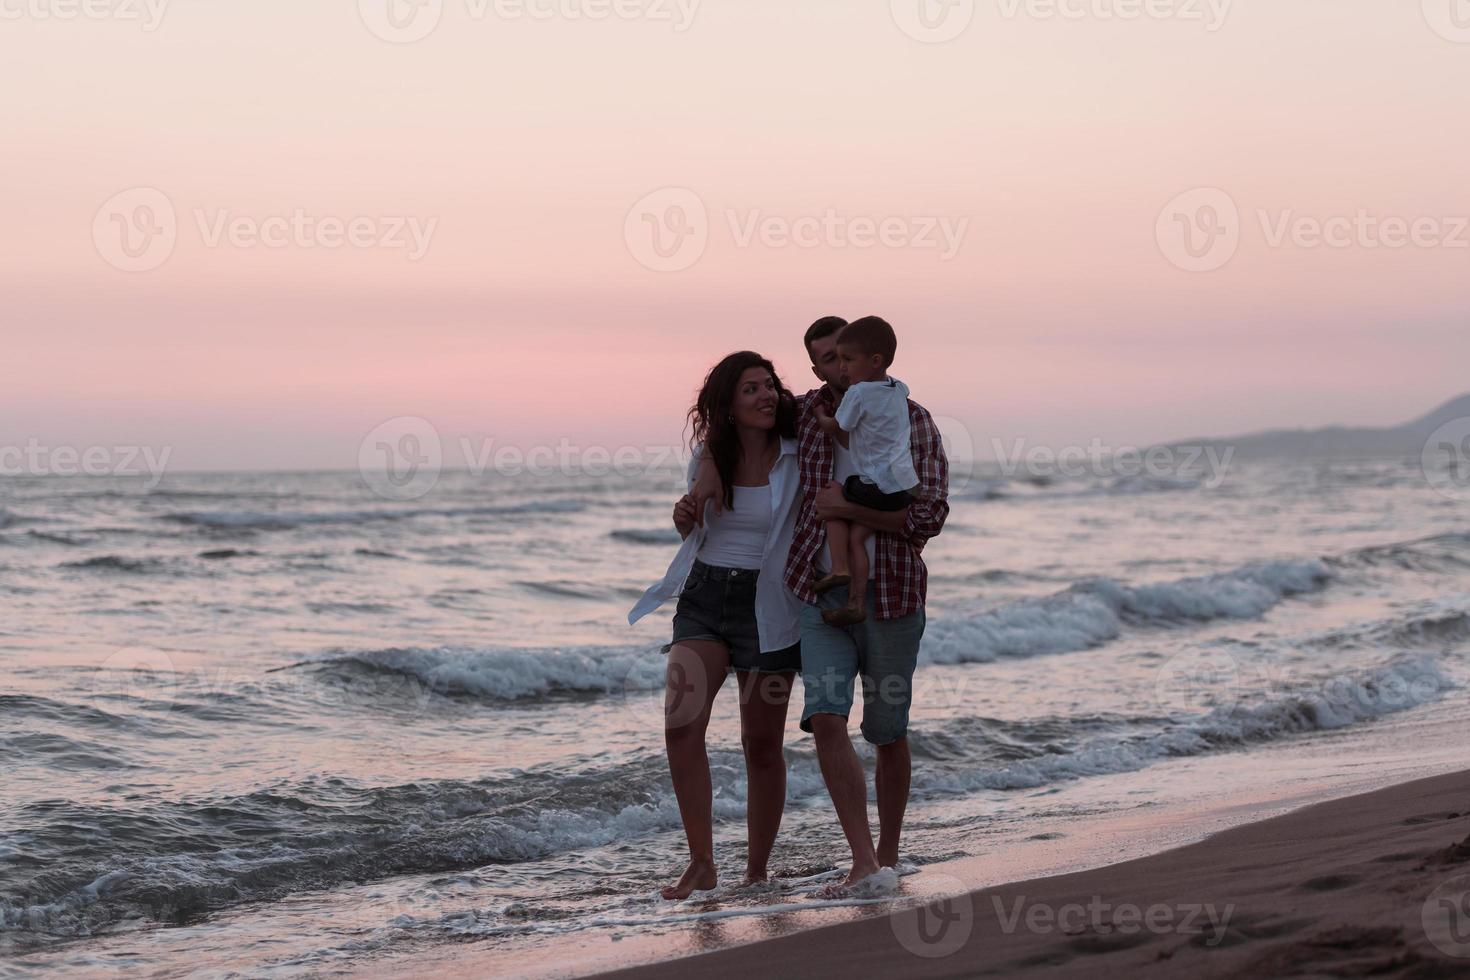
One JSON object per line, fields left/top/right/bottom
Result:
{"left": 807, "top": 334, "right": 845, "bottom": 391}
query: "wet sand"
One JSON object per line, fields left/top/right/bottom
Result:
{"left": 589, "top": 770, "right": 1470, "bottom": 979}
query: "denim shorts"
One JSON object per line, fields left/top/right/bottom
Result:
{"left": 667, "top": 560, "right": 801, "bottom": 674}
{"left": 799, "top": 582, "right": 926, "bottom": 745}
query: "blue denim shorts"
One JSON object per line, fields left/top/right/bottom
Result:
{"left": 799, "top": 583, "right": 925, "bottom": 745}
{"left": 667, "top": 560, "right": 801, "bottom": 674}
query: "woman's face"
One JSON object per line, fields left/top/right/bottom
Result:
{"left": 730, "top": 366, "right": 778, "bottom": 431}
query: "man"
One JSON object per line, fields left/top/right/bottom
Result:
{"left": 694, "top": 315, "right": 949, "bottom": 892}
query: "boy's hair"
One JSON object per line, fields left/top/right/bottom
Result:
{"left": 837, "top": 316, "right": 898, "bottom": 369}
{"left": 803, "top": 316, "right": 848, "bottom": 362}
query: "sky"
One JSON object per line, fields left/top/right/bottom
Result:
{"left": 3, "top": 0, "right": 1468, "bottom": 471}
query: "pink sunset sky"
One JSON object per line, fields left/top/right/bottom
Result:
{"left": 3, "top": 0, "right": 1468, "bottom": 470}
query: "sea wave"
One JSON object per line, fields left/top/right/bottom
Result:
{"left": 160, "top": 499, "right": 586, "bottom": 532}
{"left": 58, "top": 555, "right": 169, "bottom": 574}
{"left": 921, "top": 559, "right": 1332, "bottom": 666}
{"left": 286, "top": 559, "right": 1333, "bottom": 703}
{"left": 610, "top": 528, "right": 682, "bottom": 546}
{"left": 911, "top": 654, "right": 1454, "bottom": 793}
{"left": 3, "top": 653, "right": 1448, "bottom": 945}
{"left": 290, "top": 643, "right": 666, "bottom": 701}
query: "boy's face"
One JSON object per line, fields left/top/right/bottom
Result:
{"left": 836, "top": 342, "right": 885, "bottom": 387}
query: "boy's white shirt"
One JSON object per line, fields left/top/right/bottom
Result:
{"left": 834, "top": 376, "right": 921, "bottom": 495}
{"left": 627, "top": 439, "right": 803, "bottom": 652}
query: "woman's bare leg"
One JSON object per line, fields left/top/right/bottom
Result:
{"left": 662, "top": 639, "right": 730, "bottom": 900}
{"left": 736, "top": 669, "right": 794, "bottom": 884}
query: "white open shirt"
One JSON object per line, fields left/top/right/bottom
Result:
{"left": 627, "top": 439, "right": 804, "bottom": 652}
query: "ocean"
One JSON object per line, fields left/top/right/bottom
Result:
{"left": 2, "top": 454, "right": 1468, "bottom": 976}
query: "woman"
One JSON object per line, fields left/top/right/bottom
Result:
{"left": 628, "top": 351, "right": 805, "bottom": 900}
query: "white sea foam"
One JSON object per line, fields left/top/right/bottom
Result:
{"left": 922, "top": 559, "right": 1331, "bottom": 666}
{"left": 307, "top": 560, "right": 1333, "bottom": 703}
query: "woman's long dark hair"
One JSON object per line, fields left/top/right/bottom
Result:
{"left": 687, "top": 351, "right": 797, "bottom": 512}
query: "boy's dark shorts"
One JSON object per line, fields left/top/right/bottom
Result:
{"left": 842, "top": 475, "right": 914, "bottom": 512}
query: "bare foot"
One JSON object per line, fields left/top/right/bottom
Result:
{"left": 661, "top": 858, "right": 717, "bottom": 900}
{"left": 814, "top": 857, "right": 882, "bottom": 899}
{"left": 739, "top": 869, "right": 772, "bottom": 889}
{"left": 813, "top": 572, "right": 851, "bottom": 595}
{"left": 877, "top": 841, "right": 900, "bottom": 869}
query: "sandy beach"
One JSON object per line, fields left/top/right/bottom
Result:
{"left": 584, "top": 770, "right": 1470, "bottom": 979}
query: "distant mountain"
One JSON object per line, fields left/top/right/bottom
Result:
{"left": 1166, "top": 393, "right": 1470, "bottom": 459}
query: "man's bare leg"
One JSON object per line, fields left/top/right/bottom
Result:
{"left": 662, "top": 639, "right": 729, "bottom": 900}
{"left": 808, "top": 712, "right": 881, "bottom": 891}
{"left": 874, "top": 736, "right": 911, "bottom": 868}
{"left": 736, "top": 669, "right": 794, "bottom": 886}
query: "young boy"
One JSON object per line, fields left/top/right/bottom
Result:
{"left": 811, "top": 316, "right": 920, "bottom": 626}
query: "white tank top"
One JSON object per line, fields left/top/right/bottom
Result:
{"left": 697, "top": 484, "right": 772, "bottom": 570}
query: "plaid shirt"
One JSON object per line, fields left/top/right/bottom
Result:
{"left": 784, "top": 385, "right": 950, "bottom": 620}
